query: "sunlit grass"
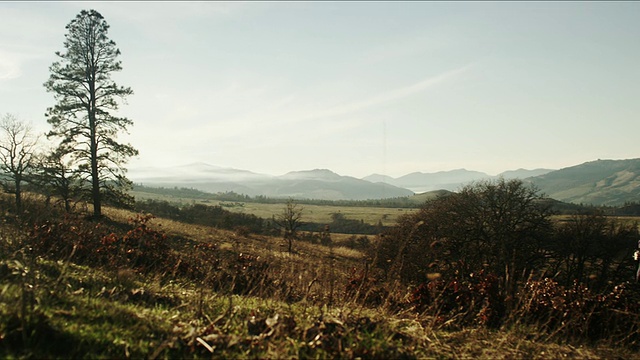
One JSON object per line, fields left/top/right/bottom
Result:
{"left": 1, "top": 198, "right": 638, "bottom": 358}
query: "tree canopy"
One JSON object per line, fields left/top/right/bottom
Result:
{"left": 376, "top": 178, "right": 554, "bottom": 296}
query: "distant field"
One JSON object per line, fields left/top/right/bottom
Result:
{"left": 132, "top": 190, "right": 640, "bottom": 229}
{"left": 131, "top": 190, "right": 417, "bottom": 226}
{"left": 217, "top": 201, "right": 416, "bottom": 227}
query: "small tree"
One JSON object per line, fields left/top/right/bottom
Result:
{"left": 32, "top": 146, "right": 83, "bottom": 213}
{"left": 273, "top": 198, "right": 304, "bottom": 253}
{"left": 44, "top": 9, "right": 138, "bottom": 218}
{"left": 376, "top": 178, "right": 553, "bottom": 298}
{"left": 550, "top": 212, "right": 638, "bottom": 289}
{"left": 0, "top": 114, "right": 39, "bottom": 212}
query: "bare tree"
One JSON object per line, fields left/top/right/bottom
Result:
{"left": 273, "top": 198, "right": 304, "bottom": 253}
{"left": 0, "top": 114, "right": 40, "bottom": 212}
{"left": 32, "top": 146, "right": 83, "bottom": 213}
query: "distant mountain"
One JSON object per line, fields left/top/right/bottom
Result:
{"left": 128, "top": 162, "right": 270, "bottom": 183}
{"left": 130, "top": 164, "right": 413, "bottom": 201}
{"left": 278, "top": 169, "right": 343, "bottom": 181}
{"left": 528, "top": 158, "right": 640, "bottom": 206}
{"left": 363, "top": 168, "right": 559, "bottom": 194}
{"left": 364, "top": 169, "right": 492, "bottom": 193}
{"left": 396, "top": 169, "right": 492, "bottom": 192}
{"left": 130, "top": 159, "right": 640, "bottom": 205}
{"left": 363, "top": 173, "right": 395, "bottom": 184}
{"left": 498, "top": 168, "right": 554, "bottom": 179}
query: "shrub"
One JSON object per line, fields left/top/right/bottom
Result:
{"left": 514, "top": 278, "right": 640, "bottom": 346}
{"left": 408, "top": 269, "right": 504, "bottom": 329}
{"left": 26, "top": 213, "right": 171, "bottom": 272}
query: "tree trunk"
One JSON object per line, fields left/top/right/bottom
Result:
{"left": 90, "top": 148, "right": 101, "bottom": 218}
{"left": 14, "top": 177, "right": 21, "bottom": 213}
{"left": 285, "top": 231, "right": 293, "bottom": 253}
{"left": 89, "top": 58, "right": 101, "bottom": 219}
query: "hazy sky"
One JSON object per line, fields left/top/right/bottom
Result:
{"left": 1, "top": 1, "right": 640, "bottom": 178}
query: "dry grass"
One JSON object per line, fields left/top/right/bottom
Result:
{"left": 416, "top": 327, "right": 617, "bottom": 359}
{"left": 1, "top": 198, "right": 637, "bottom": 358}
{"left": 103, "top": 206, "right": 366, "bottom": 305}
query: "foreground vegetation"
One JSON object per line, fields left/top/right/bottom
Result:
{"left": 1, "top": 180, "right": 640, "bottom": 358}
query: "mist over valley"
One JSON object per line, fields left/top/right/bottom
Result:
{"left": 129, "top": 158, "right": 640, "bottom": 206}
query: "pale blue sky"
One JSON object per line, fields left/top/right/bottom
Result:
{"left": 1, "top": 1, "right": 639, "bottom": 178}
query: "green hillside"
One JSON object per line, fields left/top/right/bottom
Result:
{"left": 530, "top": 158, "right": 640, "bottom": 205}
{"left": 409, "top": 189, "right": 453, "bottom": 204}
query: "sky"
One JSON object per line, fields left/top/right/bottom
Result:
{"left": 1, "top": 1, "right": 640, "bottom": 179}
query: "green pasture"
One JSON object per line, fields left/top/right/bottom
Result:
{"left": 131, "top": 190, "right": 417, "bottom": 227}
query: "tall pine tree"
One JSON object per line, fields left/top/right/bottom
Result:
{"left": 44, "top": 9, "right": 138, "bottom": 218}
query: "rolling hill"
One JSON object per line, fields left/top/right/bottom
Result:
{"left": 363, "top": 168, "right": 554, "bottom": 193}
{"left": 129, "top": 159, "right": 640, "bottom": 206}
{"left": 366, "top": 169, "right": 492, "bottom": 193}
{"left": 528, "top": 158, "right": 640, "bottom": 206}
{"left": 129, "top": 164, "right": 413, "bottom": 201}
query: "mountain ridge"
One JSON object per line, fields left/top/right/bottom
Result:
{"left": 129, "top": 158, "right": 640, "bottom": 205}
{"left": 129, "top": 165, "right": 412, "bottom": 201}
{"left": 526, "top": 158, "right": 640, "bottom": 206}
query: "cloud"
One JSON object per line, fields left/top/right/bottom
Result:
{"left": 0, "top": 48, "right": 45, "bottom": 81}
{"left": 164, "top": 63, "right": 475, "bottom": 150}
{"left": 303, "top": 63, "right": 474, "bottom": 121}
{"left": 197, "top": 63, "right": 474, "bottom": 140}
{"left": 0, "top": 53, "right": 21, "bottom": 79}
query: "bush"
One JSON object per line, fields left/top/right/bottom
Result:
{"left": 408, "top": 269, "right": 504, "bottom": 329}
{"left": 135, "top": 200, "right": 265, "bottom": 234}
{"left": 515, "top": 278, "right": 640, "bottom": 346}
{"left": 26, "top": 213, "right": 172, "bottom": 272}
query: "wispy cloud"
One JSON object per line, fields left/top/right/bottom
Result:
{"left": 0, "top": 52, "right": 22, "bottom": 80}
{"left": 166, "top": 63, "right": 475, "bottom": 151}
{"left": 303, "top": 63, "right": 474, "bottom": 121}
{"left": 0, "top": 47, "right": 49, "bottom": 82}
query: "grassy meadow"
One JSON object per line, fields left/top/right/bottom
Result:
{"left": 0, "top": 193, "right": 638, "bottom": 358}
{"left": 132, "top": 188, "right": 416, "bottom": 227}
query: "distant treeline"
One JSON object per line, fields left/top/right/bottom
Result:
{"left": 133, "top": 184, "right": 640, "bottom": 215}
{"left": 135, "top": 199, "right": 267, "bottom": 235}
{"left": 134, "top": 199, "right": 386, "bottom": 236}
{"left": 133, "top": 184, "right": 226, "bottom": 201}
{"left": 604, "top": 201, "right": 640, "bottom": 216}
{"left": 299, "top": 212, "right": 385, "bottom": 235}
{"left": 133, "top": 184, "right": 421, "bottom": 208}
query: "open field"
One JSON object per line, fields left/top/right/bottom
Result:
{"left": 133, "top": 189, "right": 640, "bottom": 230}
{"left": 132, "top": 189, "right": 417, "bottom": 227}
{"left": 215, "top": 201, "right": 414, "bottom": 227}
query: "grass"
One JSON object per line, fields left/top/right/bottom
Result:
{"left": 1, "top": 197, "right": 638, "bottom": 358}
{"left": 132, "top": 189, "right": 416, "bottom": 227}
{"left": 2, "top": 256, "right": 630, "bottom": 359}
